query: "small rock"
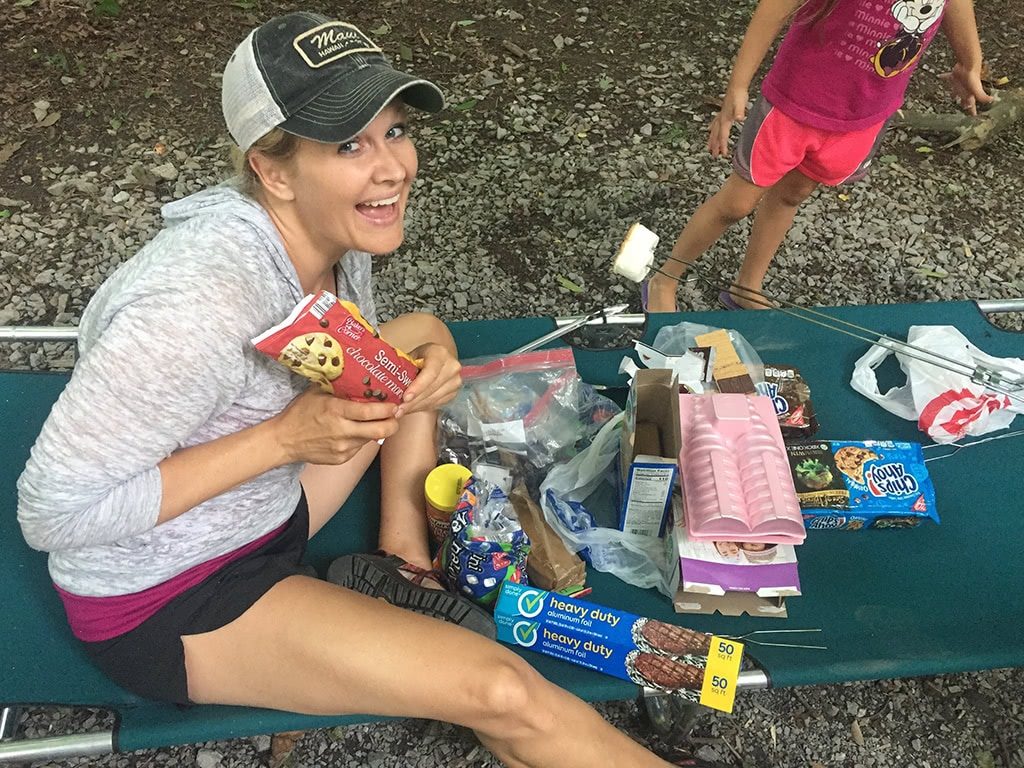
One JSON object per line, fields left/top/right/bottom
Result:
{"left": 151, "top": 163, "right": 179, "bottom": 181}
{"left": 195, "top": 748, "right": 222, "bottom": 768}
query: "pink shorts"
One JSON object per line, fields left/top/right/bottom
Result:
{"left": 734, "top": 96, "right": 889, "bottom": 187}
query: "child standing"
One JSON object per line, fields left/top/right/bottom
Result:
{"left": 646, "top": 0, "right": 991, "bottom": 311}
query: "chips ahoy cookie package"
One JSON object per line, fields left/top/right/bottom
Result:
{"left": 252, "top": 290, "right": 420, "bottom": 404}
{"left": 496, "top": 582, "right": 713, "bottom": 701}
{"left": 786, "top": 440, "right": 939, "bottom": 530}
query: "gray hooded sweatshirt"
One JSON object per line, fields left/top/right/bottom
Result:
{"left": 17, "top": 183, "right": 376, "bottom": 596}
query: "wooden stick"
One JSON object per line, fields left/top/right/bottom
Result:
{"left": 892, "top": 88, "right": 1024, "bottom": 150}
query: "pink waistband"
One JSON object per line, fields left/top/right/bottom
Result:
{"left": 56, "top": 519, "right": 290, "bottom": 643}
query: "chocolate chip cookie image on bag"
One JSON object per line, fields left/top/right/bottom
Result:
{"left": 631, "top": 618, "right": 712, "bottom": 658}
{"left": 277, "top": 332, "right": 344, "bottom": 392}
{"left": 626, "top": 651, "right": 704, "bottom": 700}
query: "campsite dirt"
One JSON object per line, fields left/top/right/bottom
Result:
{"left": 3, "top": 1, "right": 1024, "bottom": 766}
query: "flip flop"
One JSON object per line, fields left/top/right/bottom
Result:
{"left": 326, "top": 552, "right": 497, "bottom": 639}
{"left": 640, "top": 280, "right": 650, "bottom": 312}
{"left": 717, "top": 290, "right": 744, "bottom": 311}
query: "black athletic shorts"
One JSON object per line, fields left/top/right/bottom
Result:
{"left": 80, "top": 493, "right": 311, "bottom": 704}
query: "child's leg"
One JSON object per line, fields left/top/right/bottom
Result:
{"left": 182, "top": 578, "right": 674, "bottom": 768}
{"left": 731, "top": 169, "right": 819, "bottom": 309}
{"left": 646, "top": 172, "right": 766, "bottom": 312}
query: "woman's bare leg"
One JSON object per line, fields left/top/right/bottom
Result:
{"left": 182, "top": 578, "right": 672, "bottom": 768}
{"left": 299, "top": 312, "right": 453, "bottom": 566}
{"left": 732, "top": 168, "right": 819, "bottom": 309}
{"left": 646, "top": 172, "right": 767, "bottom": 312}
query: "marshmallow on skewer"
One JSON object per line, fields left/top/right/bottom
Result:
{"left": 612, "top": 223, "right": 660, "bottom": 283}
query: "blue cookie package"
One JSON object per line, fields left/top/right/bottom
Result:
{"left": 786, "top": 440, "right": 939, "bottom": 530}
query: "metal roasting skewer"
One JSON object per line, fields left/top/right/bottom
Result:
{"left": 645, "top": 256, "right": 1024, "bottom": 407}
{"left": 510, "top": 303, "right": 629, "bottom": 354}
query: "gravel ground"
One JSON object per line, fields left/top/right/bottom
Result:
{"left": 3, "top": 0, "right": 1024, "bottom": 766}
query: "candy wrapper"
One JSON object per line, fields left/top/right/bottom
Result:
{"left": 439, "top": 478, "right": 531, "bottom": 606}
{"left": 252, "top": 291, "right": 420, "bottom": 404}
{"left": 757, "top": 364, "right": 819, "bottom": 439}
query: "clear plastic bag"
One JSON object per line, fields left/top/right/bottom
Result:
{"left": 539, "top": 413, "right": 680, "bottom": 597}
{"left": 438, "top": 348, "right": 620, "bottom": 494}
{"left": 651, "top": 321, "right": 765, "bottom": 388}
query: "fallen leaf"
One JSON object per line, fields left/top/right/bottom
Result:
{"left": 877, "top": 154, "right": 897, "bottom": 165}
{"left": 399, "top": 44, "right": 413, "bottom": 61}
{"left": 915, "top": 146, "right": 934, "bottom": 154}
{"left": 369, "top": 22, "right": 391, "bottom": 36}
{"left": 994, "top": 76, "right": 1010, "bottom": 87}
{"left": 851, "top": 718, "right": 865, "bottom": 747}
{"left": 32, "top": 100, "right": 49, "bottom": 122}
{"left": 456, "top": 19, "right": 475, "bottom": 26}
{"left": 38, "top": 111, "right": 61, "bottom": 127}
{"left": 453, "top": 98, "right": 477, "bottom": 111}
{"left": 837, "top": 193, "right": 850, "bottom": 202}
{"left": 153, "top": 142, "right": 168, "bottom": 156}
{"left": 0, "top": 140, "right": 25, "bottom": 166}
{"left": 555, "top": 275, "right": 583, "bottom": 293}
{"left": 976, "top": 750, "right": 996, "bottom": 768}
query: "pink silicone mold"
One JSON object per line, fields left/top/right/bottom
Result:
{"left": 678, "top": 394, "right": 805, "bottom": 545}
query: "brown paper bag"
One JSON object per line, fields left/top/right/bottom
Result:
{"left": 510, "top": 483, "right": 586, "bottom": 592}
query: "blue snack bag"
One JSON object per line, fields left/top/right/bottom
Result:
{"left": 787, "top": 440, "right": 939, "bottom": 530}
{"left": 439, "top": 478, "right": 531, "bottom": 606}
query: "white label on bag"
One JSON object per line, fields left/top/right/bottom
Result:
{"left": 472, "top": 463, "right": 513, "bottom": 493}
{"left": 480, "top": 419, "right": 527, "bottom": 445}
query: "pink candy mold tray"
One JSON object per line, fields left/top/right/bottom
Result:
{"left": 678, "top": 393, "right": 805, "bottom": 545}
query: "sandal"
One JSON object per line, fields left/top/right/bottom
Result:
{"left": 717, "top": 290, "right": 744, "bottom": 311}
{"left": 326, "top": 552, "right": 497, "bottom": 640}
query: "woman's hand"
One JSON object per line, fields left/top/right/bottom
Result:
{"left": 941, "top": 61, "right": 993, "bottom": 115}
{"left": 708, "top": 87, "right": 749, "bottom": 158}
{"left": 397, "top": 342, "right": 462, "bottom": 417}
{"left": 272, "top": 389, "right": 400, "bottom": 465}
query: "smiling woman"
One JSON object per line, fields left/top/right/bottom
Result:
{"left": 15, "top": 10, "right": 677, "bottom": 768}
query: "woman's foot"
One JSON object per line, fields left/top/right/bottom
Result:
{"left": 326, "top": 552, "right": 497, "bottom": 639}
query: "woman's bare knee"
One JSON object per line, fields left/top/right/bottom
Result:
{"left": 381, "top": 312, "right": 456, "bottom": 355}
{"left": 466, "top": 655, "right": 551, "bottom": 736}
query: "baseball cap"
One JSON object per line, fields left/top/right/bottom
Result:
{"left": 222, "top": 12, "right": 445, "bottom": 152}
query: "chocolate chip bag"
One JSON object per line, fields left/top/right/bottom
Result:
{"left": 253, "top": 291, "right": 420, "bottom": 404}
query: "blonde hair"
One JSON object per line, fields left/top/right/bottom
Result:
{"left": 231, "top": 128, "right": 301, "bottom": 198}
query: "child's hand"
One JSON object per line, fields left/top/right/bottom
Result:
{"left": 940, "top": 62, "right": 993, "bottom": 115}
{"left": 708, "top": 87, "right": 749, "bottom": 158}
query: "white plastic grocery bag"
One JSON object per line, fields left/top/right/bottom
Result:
{"left": 851, "top": 325, "right": 1024, "bottom": 444}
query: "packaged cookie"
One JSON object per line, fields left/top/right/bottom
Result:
{"left": 786, "top": 440, "right": 939, "bottom": 530}
{"left": 253, "top": 291, "right": 420, "bottom": 404}
{"left": 757, "top": 364, "right": 819, "bottom": 438}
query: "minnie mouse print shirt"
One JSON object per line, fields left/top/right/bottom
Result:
{"left": 762, "top": 0, "right": 947, "bottom": 131}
